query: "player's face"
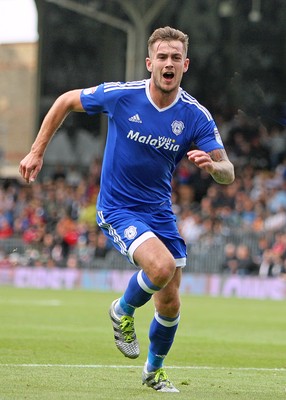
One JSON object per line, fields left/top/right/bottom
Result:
{"left": 146, "top": 40, "right": 189, "bottom": 95}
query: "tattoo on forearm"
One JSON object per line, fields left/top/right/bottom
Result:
{"left": 208, "top": 149, "right": 235, "bottom": 184}
{"left": 209, "top": 148, "right": 227, "bottom": 162}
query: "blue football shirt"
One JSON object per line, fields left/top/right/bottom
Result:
{"left": 80, "top": 79, "right": 224, "bottom": 210}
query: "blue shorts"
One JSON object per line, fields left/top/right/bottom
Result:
{"left": 96, "top": 204, "right": 187, "bottom": 267}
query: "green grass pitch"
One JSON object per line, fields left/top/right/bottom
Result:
{"left": 0, "top": 286, "right": 285, "bottom": 399}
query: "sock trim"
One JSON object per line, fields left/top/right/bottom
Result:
{"left": 155, "top": 311, "right": 180, "bottom": 327}
{"left": 137, "top": 270, "right": 159, "bottom": 294}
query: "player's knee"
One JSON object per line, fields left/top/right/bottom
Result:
{"left": 150, "top": 256, "right": 176, "bottom": 287}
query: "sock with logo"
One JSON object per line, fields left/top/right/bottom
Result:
{"left": 146, "top": 311, "right": 180, "bottom": 372}
{"left": 115, "top": 270, "right": 161, "bottom": 317}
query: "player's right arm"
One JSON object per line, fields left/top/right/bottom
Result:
{"left": 19, "top": 89, "right": 84, "bottom": 183}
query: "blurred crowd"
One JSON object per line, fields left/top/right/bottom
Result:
{"left": 0, "top": 111, "right": 286, "bottom": 276}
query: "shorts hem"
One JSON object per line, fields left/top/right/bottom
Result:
{"left": 175, "top": 257, "right": 186, "bottom": 268}
{"left": 128, "top": 231, "right": 156, "bottom": 264}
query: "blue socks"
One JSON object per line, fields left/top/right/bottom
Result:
{"left": 115, "top": 270, "right": 161, "bottom": 317}
{"left": 114, "top": 269, "right": 180, "bottom": 373}
{"left": 147, "top": 312, "right": 180, "bottom": 372}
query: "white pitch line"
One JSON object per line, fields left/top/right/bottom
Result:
{"left": 0, "top": 364, "right": 285, "bottom": 372}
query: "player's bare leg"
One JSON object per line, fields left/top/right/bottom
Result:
{"left": 136, "top": 239, "right": 181, "bottom": 391}
{"left": 141, "top": 268, "right": 181, "bottom": 392}
{"left": 109, "top": 237, "right": 175, "bottom": 359}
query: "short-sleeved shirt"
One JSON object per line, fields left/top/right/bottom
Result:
{"left": 80, "top": 79, "right": 224, "bottom": 211}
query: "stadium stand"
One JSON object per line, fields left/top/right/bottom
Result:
{"left": 0, "top": 114, "right": 285, "bottom": 276}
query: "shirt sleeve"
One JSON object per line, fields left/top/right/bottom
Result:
{"left": 193, "top": 112, "right": 224, "bottom": 152}
{"left": 80, "top": 82, "right": 120, "bottom": 117}
{"left": 80, "top": 84, "right": 105, "bottom": 115}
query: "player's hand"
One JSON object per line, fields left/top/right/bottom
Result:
{"left": 187, "top": 149, "right": 214, "bottom": 174}
{"left": 19, "top": 152, "right": 43, "bottom": 183}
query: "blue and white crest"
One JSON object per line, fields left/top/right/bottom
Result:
{"left": 171, "top": 120, "right": 185, "bottom": 136}
{"left": 124, "top": 225, "right": 137, "bottom": 240}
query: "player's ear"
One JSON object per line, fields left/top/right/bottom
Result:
{"left": 183, "top": 58, "right": 190, "bottom": 73}
{"left": 146, "top": 57, "right": 152, "bottom": 72}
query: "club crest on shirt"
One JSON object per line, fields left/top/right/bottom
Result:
{"left": 171, "top": 120, "right": 185, "bottom": 136}
{"left": 124, "top": 225, "right": 137, "bottom": 240}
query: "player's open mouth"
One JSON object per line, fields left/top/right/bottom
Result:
{"left": 163, "top": 72, "right": 174, "bottom": 81}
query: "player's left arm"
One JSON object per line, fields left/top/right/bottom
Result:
{"left": 187, "top": 148, "right": 235, "bottom": 184}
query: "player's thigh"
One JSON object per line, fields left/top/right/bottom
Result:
{"left": 133, "top": 236, "right": 176, "bottom": 284}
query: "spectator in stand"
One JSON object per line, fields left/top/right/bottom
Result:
{"left": 259, "top": 249, "right": 285, "bottom": 278}
{"left": 66, "top": 253, "right": 79, "bottom": 269}
{"left": 176, "top": 184, "right": 196, "bottom": 213}
{"left": 173, "top": 157, "right": 193, "bottom": 184}
{"left": 0, "top": 187, "right": 15, "bottom": 238}
{"left": 200, "top": 196, "right": 215, "bottom": 219}
{"left": 56, "top": 210, "right": 79, "bottom": 258}
{"left": 266, "top": 184, "right": 286, "bottom": 214}
{"left": 235, "top": 244, "right": 258, "bottom": 275}
{"left": 237, "top": 192, "right": 257, "bottom": 228}
{"left": 221, "top": 242, "right": 238, "bottom": 274}
{"left": 271, "top": 232, "right": 286, "bottom": 256}
{"left": 94, "top": 230, "right": 111, "bottom": 258}
{"left": 177, "top": 208, "right": 205, "bottom": 245}
{"left": 0, "top": 216, "right": 13, "bottom": 239}
{"left": 253, "top": 235, "right": 272, "bottom": 267}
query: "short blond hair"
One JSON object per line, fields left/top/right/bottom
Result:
{"left": 148, "top": 26, "right": 189, "bottom": 57}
